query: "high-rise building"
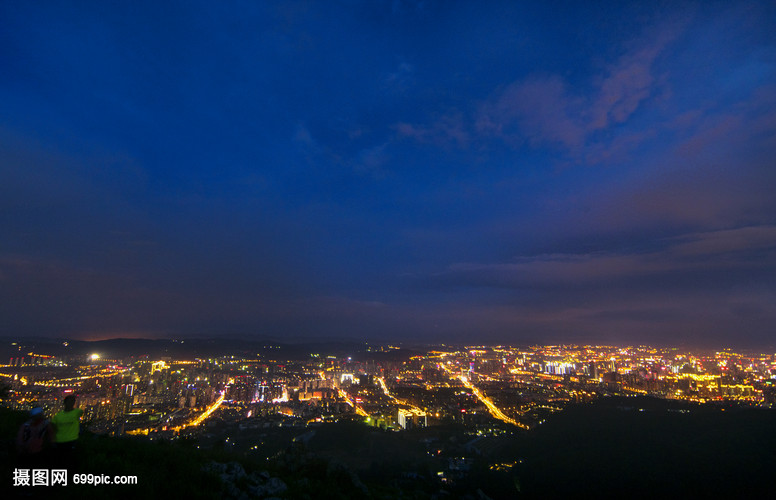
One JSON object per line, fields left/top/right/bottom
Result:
{"left": 397, "top": 408, "right": 427, "bottom": 430}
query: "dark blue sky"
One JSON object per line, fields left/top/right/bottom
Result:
{"left": 1, "top": 1, "right": 775, "bottom": 346}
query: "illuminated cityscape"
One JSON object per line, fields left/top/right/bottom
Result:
{"left": 2, "top": 338, "right": 775, "bottom": 497}
{"left": 4, "top": 338, "right": 776, "bottom": 500}
{"left": 3, "top": 341, "right": 773, "bottom": 439}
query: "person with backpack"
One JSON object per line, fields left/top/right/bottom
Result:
{"left": 16, "top": 406, "right": 54, "bottom": 466}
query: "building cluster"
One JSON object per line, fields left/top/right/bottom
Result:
{"left": 1, "top": 342, "right": 774, "bottom": 439}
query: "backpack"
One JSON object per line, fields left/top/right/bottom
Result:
{"left": 19, "top": 420, "right": 49, "bottom": 453}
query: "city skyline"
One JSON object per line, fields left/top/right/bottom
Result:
{"left": 3, "top": 338, "right": 774, "bottom": 496}
{"left": 1, "top": 2, "right": 775, "bottom": 346}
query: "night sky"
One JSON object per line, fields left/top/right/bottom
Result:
{"left": 1, "top": 2, "right": 775, "bottom": 347}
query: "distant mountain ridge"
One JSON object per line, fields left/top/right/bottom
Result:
{"left": 0, "top": 336, "right": 421, "bottom": 361}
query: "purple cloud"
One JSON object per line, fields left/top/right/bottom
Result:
{"left": 432, "top": 224, "right": 776, "bottom": 290}
{"left": 470, "top": 22, "right": 682, "bottom": 161}
{"left": 476, "top": 76, "right": 585, "bottom": 149}
{"left": 588, "top": 24, "right": 679, "bottom": 130}
{"left": 396, "top": 111, "right": 470, "bottom": 148}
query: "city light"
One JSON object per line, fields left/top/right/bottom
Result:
{"left": 1, "top": 343, "right": 771, "bottom": 442}
{"left": 186, "top": 390, "right": 226, "bottom": 428}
